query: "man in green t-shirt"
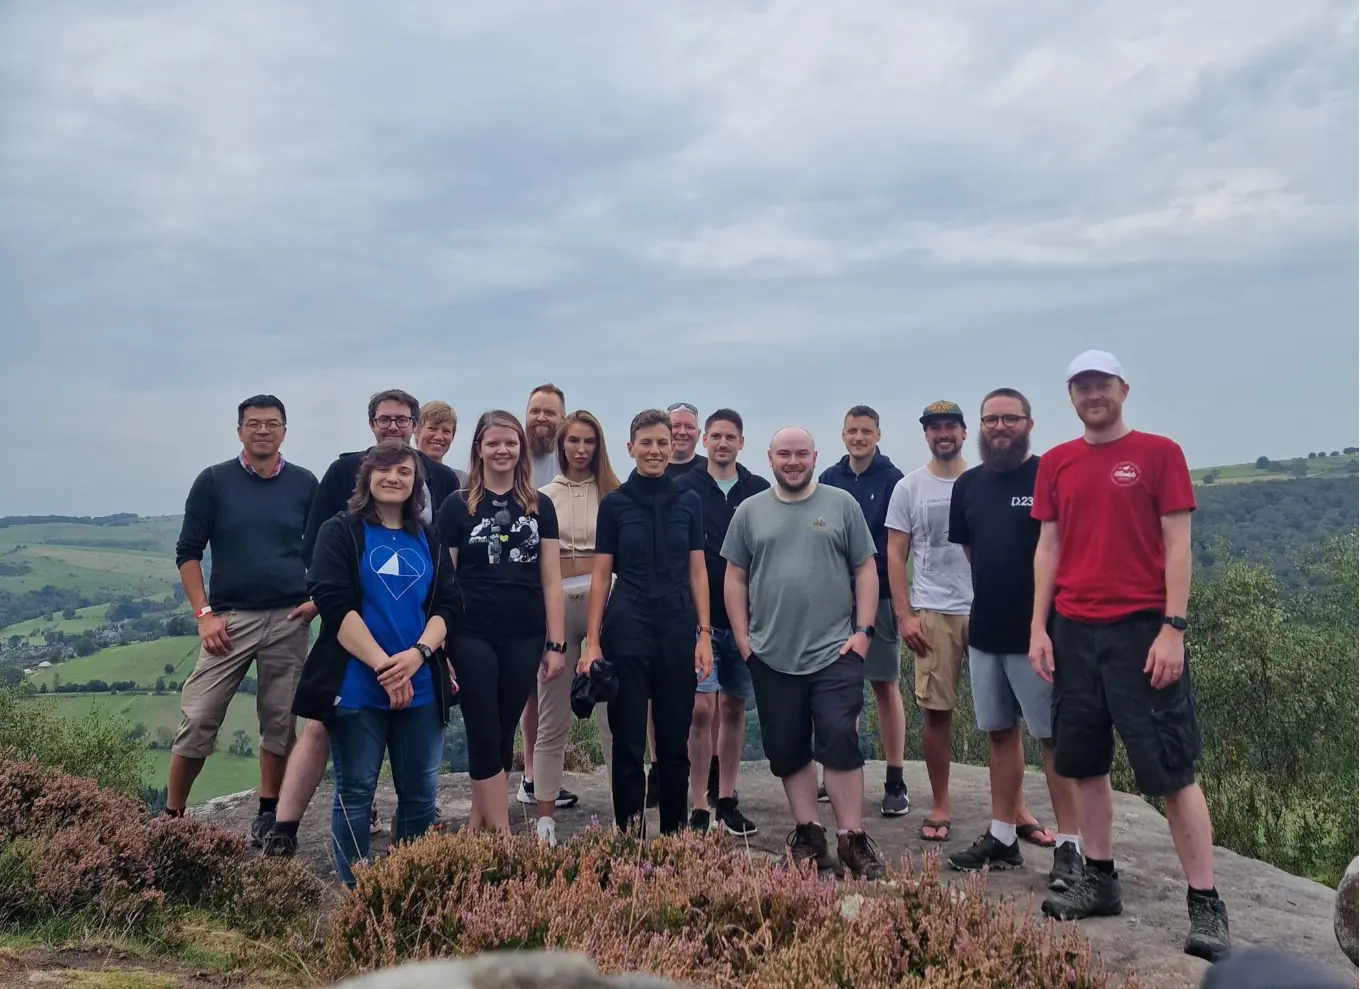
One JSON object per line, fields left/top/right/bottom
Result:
{"left": 720, "top": 426, "right": 886, "bottom": 881}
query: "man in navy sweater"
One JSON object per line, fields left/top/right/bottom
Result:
{"left": 817, "top": 405, "right": 910, "bottom": 817}
{"left": 168, "top": 394, "right": 318, "bottom": 843}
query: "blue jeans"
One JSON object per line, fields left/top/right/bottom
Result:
{"left": 696, "top": 628, "right": 755, "bottom": 701}
{"left": 327, "top": 702, "right": 444, "bottom": 886}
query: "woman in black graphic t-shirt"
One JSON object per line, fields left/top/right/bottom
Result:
{"left": 437, "top": 410, "right": 566, "bottom": 834}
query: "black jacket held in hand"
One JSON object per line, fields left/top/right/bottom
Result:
{"left": 292, "top": 512, "right": 461, "bottom": 725}
{"left": 302, "top": 448, "right": 462, "bottom": 570}
{"left": 673, "top": 462, "right": 771, "bottom": 629}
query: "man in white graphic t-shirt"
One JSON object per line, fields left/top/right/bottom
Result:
{"left": 885, "top": 400, "right": 973, "bottom": 844}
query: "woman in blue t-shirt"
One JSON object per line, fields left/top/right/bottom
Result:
{"left": 437, "top": 410, "right": 566, "bottom": 834}
{"left": 296, "top": 440, "right": 460, "bottom": 886}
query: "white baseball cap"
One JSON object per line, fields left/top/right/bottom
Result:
{"left": 1066, "top": 349, "right": 1124, "bottom": 382}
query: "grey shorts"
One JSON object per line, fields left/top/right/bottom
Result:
{"left": 969, "top": 648, "right": 1053, "bottom": 738}
{"left": 863, "top": 598, "right": 901, "bottom": 683}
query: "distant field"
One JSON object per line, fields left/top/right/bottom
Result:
{"left": 1192, "top": 454, "right": 1357, "bottom": 486}
{"left": 0, "top": 517, "right": 182, "bottom": 555}
{"left": 0, "top": 550, "right": 179, "bottom": 599}
{"left": 26, "top": 636, "right": 201, "bottom": 687}
{"left": 33, "top": 691, "right": 267, "bottom": 799}
{"left": 2, "top": 601, "right": 121, "bottom": 638}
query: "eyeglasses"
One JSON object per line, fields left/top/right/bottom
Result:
{"left": 667, "top": 402, "right": 698, "bottom": 416}
{"left": 241, "top": 419, "right": 284, "bottom": 431}
{"left": 980, "top": 414, "right": 1030, "bottom": 428}
{"left": 373, "top": 415, "right": 415, "bottom": 428}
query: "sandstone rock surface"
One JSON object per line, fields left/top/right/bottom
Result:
{"left": 1336, "top": 854, "right": 1359, "bottom": 965}
{"left": 333, "top": 951, "right": 695, "bottom": 988}
{"left": 197, "top": 760, "right": 1359, "bottom": 989}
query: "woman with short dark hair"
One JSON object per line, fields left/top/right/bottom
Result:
{"left": 580, "top": 409, "right": 713, "bottom": 834}
{"left": 291, "top": 439, "right": 459, "bottom": 886}
{"left": 437, "top": 411, "right": 566, "bottom": 834}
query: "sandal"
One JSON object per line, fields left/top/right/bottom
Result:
{"left": 1017, "top": 822, "right": 1056, "bottom": 847}
{"left": 919, "top": 819, "right": 951, "bottom": 841}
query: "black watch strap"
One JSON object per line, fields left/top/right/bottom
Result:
{"left": 857, "top": 625, "right": 876, "bottom": 639}
{"left": 545, "top": 640, "right": 568, "bottom": 653}
{"left": 414, "top": 642, "right": 434, "bottom": 660}
{"left": 1163, "top": 616, "right": 1187, "bottom": 631}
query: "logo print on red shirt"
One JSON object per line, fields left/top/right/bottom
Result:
{"left": 1110, "top": 462, "right": 1141, "bottom": 486}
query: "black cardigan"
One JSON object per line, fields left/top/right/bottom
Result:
{"left": 293, "top": 512, "right": 460, "bottom": 725}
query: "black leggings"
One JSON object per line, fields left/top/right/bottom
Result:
{"left": 450, "top": 633, "right": 542, "bottom": 781}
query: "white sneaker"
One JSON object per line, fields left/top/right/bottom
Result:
{"left": 516, "top": 777, "right": 536, "bottom": 805}
{"left": 535, "top": 816, "right": 557, "bottom": 848}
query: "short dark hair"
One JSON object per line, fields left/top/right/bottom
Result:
{"left": 844, "top": 405, "right": 880, "bottom": 426}
{"left": 980, "top": 388, "right": 1032, "bottom": 418}
{"left": 629, "top": 408, "right": 672, "bottom": 441}
{"left": 528, "top": 383, "right": 565, "bottom": 410}
{"left": 704, "top": 408, "right": 744, "bottom": 435}
{"left": 367, "top": 389, "right": 419, "bottom": 421}
{"left": 237, "top": 394, "right": 285, "bottom": 426}
{"left": 347, "top": 440, "right": 426, "bottom": 534}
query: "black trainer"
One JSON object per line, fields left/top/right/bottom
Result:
{"left": 816, "top": 782, "right": 830, "bottom": 803}
{"left": 689, "top": 808, "right": 711, "bottom": 832}
{"left": 880, "top": 778, "right": 909, "bottom": 817}
{"left": 1041, "top": 865, "right": 1123, "bottom": 920}
{"left": 260, "top": 829, "right": 297, "bottom": 858}
{"left": 785, "top": 822, "right": 840, "bottom": 875}
{"left": 1184, "top": 889, "right": 1231, "bottom": 962}
{"left": 714, "top": 797, "right": 758, "bottom": 837}
{"left": 948, "top": 830, "right": 1024, "bottom": 872}
{"left": 1048, "top": 840, "right": 1083, "bottom": 891}
{"left": 706, "top": 757, "right": 720, "bottom": 806}
{"left": 248, "top": 810, "right": 275, "bottom": 849}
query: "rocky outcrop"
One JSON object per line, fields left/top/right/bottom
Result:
{"left": 196, "top": 760, "right": 1360, "bottom": 989}
{"left": 334, "top": 952, "right": 695, "bottom": 988}
{"left": 1337, "top": 855, "right": 1359, "bottom": 965}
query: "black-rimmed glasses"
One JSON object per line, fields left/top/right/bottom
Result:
{"left": 980, "top": 414, "right": 1030, "bottom": 428}
{"left": 373, "top": 415, "right": 415, "bottom": 428}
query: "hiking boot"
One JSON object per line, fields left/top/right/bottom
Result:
{"left": 837, "top": 830, "right": 886, "bottom": 880}
{"left": 260, "top": 829, "right": 297, "bottom": 858}
{"left": 880, "top": 778, "right": 910, "bottom": 817}
{"left": 948, "top": 831, "right": 1024, "bottom": 872}
{"left": 248, "top": 810, "right": 275, "bottom": 848}
{"left": 786, "top": 822, "right": 840, "bottom": 875}
{"left": 689, "top": 809, "right": 711, "bottom": 832}
{"left": 714, "top": 797, "right": 758, "bottom": 837}
{"left": 1048, "top": 840, "right": 1083, "bottom": 891}
{"left": 645, "top": 765, "right": 660, "bottom": 808}
{"left": 1041, "top": 865, "right": 1123, "bottom": 920}
{"left": 816, "top": 782, "right": 830, "bottom": 803}
{"left": 1184, "top": 889, "right": 1231, "bottom": 962}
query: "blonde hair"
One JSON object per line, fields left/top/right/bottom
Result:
{"left": 418, "top": 400, "right": 457, "bottom": 434}
{"left": 556, "top": 410, "right": 621, "bottom": 495}
{"left": 464, "top": 410, "right": 539, "bottom": 516}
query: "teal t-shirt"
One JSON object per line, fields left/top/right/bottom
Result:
{"left": 716, "top": 475, "right": 739, "bottom": 496}
{"left": 720, "top": 484, "right": 876, "bottom": 675}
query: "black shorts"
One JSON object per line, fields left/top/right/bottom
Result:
{"left": 1050, "top": 611, "right": 1202, "bottom": 798}
{"left": 748, "top": 652, "right": 864, "bottom": 779}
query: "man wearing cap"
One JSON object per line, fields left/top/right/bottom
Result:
{"left": 884, "top": 401, "right": 973, "bottom": 842}
{"left": 1029, "top": 350, "right": 1229, "bottom": 961}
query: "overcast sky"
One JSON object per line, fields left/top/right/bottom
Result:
{"left": 1, "top": 1, "right": 1356, "bottom": 517}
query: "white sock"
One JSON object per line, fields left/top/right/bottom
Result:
{"left": 1056, "top": 833, "right": 1081, "bottom": 852}
{"left": 989, "top": 820, "right": 1017, "bottom": 845}
{"left": 837, "top": 828, "right": 852, "bottom": 836}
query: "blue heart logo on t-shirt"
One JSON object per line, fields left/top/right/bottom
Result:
{"left": 369, "top": 546, "right": 427, "bottom": 600}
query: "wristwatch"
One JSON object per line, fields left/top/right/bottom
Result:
{"left": 856, "top": 625, "right": 876, "bottom": 639}
{"left": 1163, "top": 616, "right": 1188, "bottom": 631}
{"left": 545, "top": 640, "right": 567, "bottom": 654}
{"left": 414, "top": 643, "right": 434, "bottom": 661}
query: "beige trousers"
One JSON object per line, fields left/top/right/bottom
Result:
{"left": 532, "top": 575, "right": 613, "bottom": 798}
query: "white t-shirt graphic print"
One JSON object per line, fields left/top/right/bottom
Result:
{"left": 885, "top": 466, "right": 973, "bottom": 615}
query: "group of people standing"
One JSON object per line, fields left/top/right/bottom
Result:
{"left": 164, "top": 350, "right": 1229, "bottom": 962}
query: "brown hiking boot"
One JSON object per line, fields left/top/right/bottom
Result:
{"left": 837, "top": 829, "right": 886, "bottom": 880}
{"left": 786, "top": 822, "right": 840, "bottom": 875}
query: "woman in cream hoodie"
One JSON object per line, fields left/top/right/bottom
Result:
{"left": 531, "top": 410, "right": 621, "bottom": 845}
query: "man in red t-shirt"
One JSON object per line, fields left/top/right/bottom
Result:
{"left": 1027, "top": 350, "right": 1230, "bottom": 963}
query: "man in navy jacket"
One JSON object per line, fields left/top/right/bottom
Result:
{"left": 817, "top": 404, "right": 910, "bottom": 817}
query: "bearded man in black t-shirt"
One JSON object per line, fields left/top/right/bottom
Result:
{"left": 944, "top": 388, "right": 1082, "bottom": 890}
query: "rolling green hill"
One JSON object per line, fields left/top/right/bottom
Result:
{"left": 25, "top": 636, "right": 201, "bottom": 688}
{"left": 1192, "top": 453, "right": 1357, "bottom": 486}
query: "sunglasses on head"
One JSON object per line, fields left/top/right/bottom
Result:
{"left": 667, "top": 402, "right": 698, "bottom": 416}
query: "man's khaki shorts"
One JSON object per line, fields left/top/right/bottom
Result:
{"left": 172, "top": 606, "right": 309, "bottom": 759}
{"left": 911, "top": 610, "right": 970, "bottom": 712}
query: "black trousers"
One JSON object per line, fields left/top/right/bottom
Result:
{"left": 449, "top": 633, "right": 542, "bottom": 782}
{"left": 602, "top": 587, "right": 697, "bottom": 833}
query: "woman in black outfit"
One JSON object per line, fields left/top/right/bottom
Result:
{"left": 437, "top": 410, "right": 566, "bottom": 834}
{"left": 580, "top": 408, "right": 713, "bottom": 834}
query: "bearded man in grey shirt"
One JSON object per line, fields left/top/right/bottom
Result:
{"left": 721, "top": 426, "right": 886, "bottom": 881}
